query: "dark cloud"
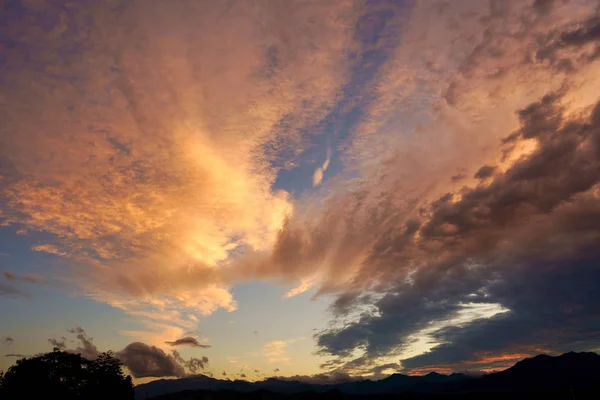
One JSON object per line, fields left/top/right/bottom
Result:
{"left": 532, "top": 0, "right": 555, "bottom": 15}
{"left": 165, "top": 336, "right": 211, "bottom": 348}
{"left": 0, "top": 283, "right": 27, "bottom": 298}
{"left": 315, "top": 92, "right": 600, "bottom": 372}
{"left": 370, "top": 362, "right": 401, "bottom": 378}
{"left": 535, "top": 16, "right": 600, "bottom": 70}
{"left": 5, "top": 353, "right": 24, "bottom": 358}
{"left": 67, "top": 326, "right": 100, "bottom": 360}
{"left": 3, "top": 271, "right": 16, "bottom": 280}
{"left": 116, "top": 342, "right": 186, "bottom": 378}
{"left": 240, "top": 373, "right": 247, "bottom": 378}
{"left": 473, "top": 165, "right": 496, "bottom": 180}
{"left": 172, "top": 350, "right": 209, "bottom": 374}
{"left": 21, "top": 274, "right": 44, "bottom": 284}
{"left": 46, "top": 327, "right": 210, "bottom": 378}
{"left": 0, "top": 272, "right": 44, "bottom": 297}
{"left": 450, "top": 173, "right": 466, "bottom": 182}
{"left": 48, "top": 337, "right": 67, "bottom": 351}
{"left": 1, "top": 336, "right": 14, "bottom": 345}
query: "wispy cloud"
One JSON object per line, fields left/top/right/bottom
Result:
{"left": 284, "top": 279, "right": 314, "bottom": 299}
{"left": 165, "top": 336, "right": 211, "bottom": 348}
{"left": 1, "top": 336, "right": 14, "bottom": 345}
{"left": 263, "top": 338, "right": 304, "bottom": 364}
{"left": 0, "top": 0, "right": 360, "bottom": 334}
{"left": 312, "top": 148, "right": 332, "bottom": 187}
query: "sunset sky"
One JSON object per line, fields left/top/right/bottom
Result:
{"left": 1, "top": 0, "right": 600, "bottom": 383}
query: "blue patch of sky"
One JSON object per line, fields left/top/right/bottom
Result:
{"left": 0, "top": 229, "right": 144, "bottom": 367}
{"left": 201, "top": 281, "right": 332, "bottom": 355}
{"left": 272, "top": 0, "right": 412, "bottom": 194}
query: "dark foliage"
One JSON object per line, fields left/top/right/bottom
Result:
{"left": 0, "top": 348, "right": 134, "bottom": 400}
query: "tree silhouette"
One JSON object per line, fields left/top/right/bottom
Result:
{"left": 0, "top": 348, "right": 133, "bottom": 400}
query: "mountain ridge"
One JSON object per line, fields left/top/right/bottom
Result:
{"left": 135, "top": 351, "right": 600, "bottom": 399}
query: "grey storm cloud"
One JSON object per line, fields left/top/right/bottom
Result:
{"left": 165, "top": 336, "right": 211, "bottom": 348}
{"left": 116, "top": 342, "right": 186, "bottom": 378}
{"left": 307, "top": 5, "right": 600, "bottom": 373}
{"left": 315, "top": 88, "right": 600, "bottom": 372}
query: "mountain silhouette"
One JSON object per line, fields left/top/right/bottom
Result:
{"left": 459, "top": 351, "right": 600, "bottom": 393}
{"left": 135, "top": 351, "right": 600, "bottom": 399}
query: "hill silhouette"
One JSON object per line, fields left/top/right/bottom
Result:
{"left": 136, "top": 351, "right": 600, "bottom": 400}
{"left": 459, "top": 351, "right": 600, "bottom": 393}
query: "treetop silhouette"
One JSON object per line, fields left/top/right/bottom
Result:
{"left": 0, "top": 348, "right": 133, "bottom": 400}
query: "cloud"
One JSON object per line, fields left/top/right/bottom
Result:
{"left": 263, "top": 341, "right": 291, "bottom": 364}
{"left": 48, "top": 337, "right": 67, "bottom": 351}
{"left": 67, "top": 326, "right": 100, "bottom": 360}
{"left": 45, "top": 326, "right": 209, "bottom": 377}
{"left": 116, "top": 342, "right": 186, "bottom": 378}
{"left": 221, "top": 1, "right": 600, "bottom": 375}
{"left": 369, "top": 362, "right": 401, "bottom": 378}
{"left": 0, "top": 283, "right": 27, "bottom": 298}
{"left": 473, "top": 165, "right": 496, "bottom": 180}
{"left": 312, "top": 148, "right": 332, "bottom": 187}
{"left": 165, "top": 336, "right": 211, "bottom": 348}
{"left": 0, "top": 0, "right": 360, "bottom": 330}
{"left": 1, "top": 272, "right": 45, "bottom": 298}
{"left": 311, "top": 90, "right": 600, "bottom": 372}
{"left": 3, "top": 271, "right": 16, "bottom": 280}
{"left": 263, "top": 338, "right": 304, "bottom": 364}
{"left": 172, "top": 350, "right": 209, "bottom": 374}
{"left": 1, "top": 336, "right": 14, "bottom": 345}
{"left": 284, "top": 279, "right": 314, "bottom": 299}
{"left": 4, "top": 354, "right": 24, "bottom": 358}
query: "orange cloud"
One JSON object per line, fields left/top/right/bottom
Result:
{"left": 0, "top": 0, "right": 361, "bottom": 333}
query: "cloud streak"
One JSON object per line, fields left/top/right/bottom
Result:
{"left": 165, "top": 336, "right": 211, "bottom": 348}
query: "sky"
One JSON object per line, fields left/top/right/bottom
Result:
{"left": 1, "top": 0, "right": 600, "bottom": 384}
